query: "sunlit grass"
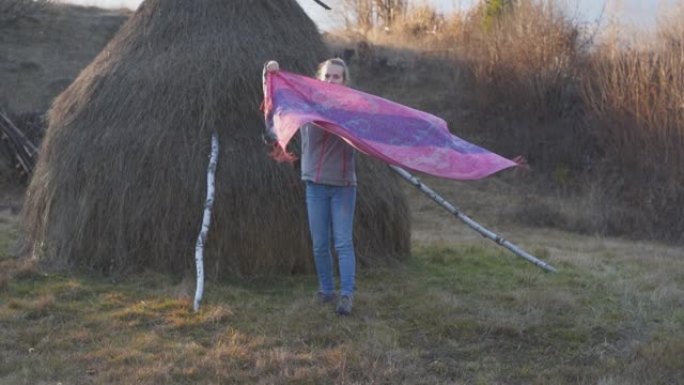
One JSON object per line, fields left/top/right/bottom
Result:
{"left": 1, "top": 219, "right": 682, "bottom": 384}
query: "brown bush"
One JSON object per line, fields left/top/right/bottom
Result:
{"left": 580, "top": 16, "right": 684, "bottom": 239}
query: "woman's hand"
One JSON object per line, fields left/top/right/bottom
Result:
{"left": 265, "top": 60, "right": 279, "bottom": 72}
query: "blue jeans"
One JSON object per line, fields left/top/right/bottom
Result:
{"left": 305, "top": 182, "right": 357, "bottom": 297}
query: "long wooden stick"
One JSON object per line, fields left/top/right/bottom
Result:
{"left": 194, "top": 132, "right": 220, "bottom": 312}
{"left": 390, "top": 165, "right": 557, "bottom": 273}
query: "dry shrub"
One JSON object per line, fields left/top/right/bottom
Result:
{"left": 580, "top": 5, "right": 684, "bottom": 240}
{"left": 21, "top": 0, "right": 410, "bottom": 278}
{"left": 456, "top": 0, "right": 588, "bottom": 170}
{"left": 340, "top": 1, "right": 589, "bottom": 171}
{"left": 390, "top": 5, "right": 445, "bottom": 41}
{"left": 464, "top": 0, "right": 578, "bottom": 112}
{"left": 336, "top": 4, "right": 455, "bottom": 64}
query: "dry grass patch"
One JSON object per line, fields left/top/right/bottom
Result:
{"left": 1, "top": 213, "right": 683, "bottom": 384}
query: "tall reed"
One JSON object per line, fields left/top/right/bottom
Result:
{"left": 580, "top": 5, "right": 684, "bottom": 239}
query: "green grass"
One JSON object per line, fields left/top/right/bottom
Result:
{"left": 1, "top": 227, "right": 683, "bottom": 384}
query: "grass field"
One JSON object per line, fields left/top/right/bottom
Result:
{"left": 1, "top": 179, "right": 682, "bottom": 385}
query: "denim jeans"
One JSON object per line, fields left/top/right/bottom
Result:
{"left": 305, "top": 182, "right": 357, "bottom": 297}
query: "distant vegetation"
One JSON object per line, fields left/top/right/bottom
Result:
{"left": 0, "top": 0, "right": 51, "bottom": 28}
{"left": 331, "top": 0, "right": 684, "bottom": 242}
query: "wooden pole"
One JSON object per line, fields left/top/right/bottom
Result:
{"left": 390, "top": 165, "right": 557, "bottom": 273}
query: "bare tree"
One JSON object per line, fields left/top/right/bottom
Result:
{"left": 374, "top": 0, "right": 406, "bottom": 27}
{"left": 340, "top": 0, "right": 372, "bottom": 32}
{"left": 342, "top": 0, "right": 407, "bottom": 32}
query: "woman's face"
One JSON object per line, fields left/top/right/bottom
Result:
{"left": 319, "top": 63, "right": 345, "bottom": 85}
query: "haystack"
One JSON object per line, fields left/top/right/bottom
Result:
{"left": 21, "top": 0, "right": 410, "bottom": 277}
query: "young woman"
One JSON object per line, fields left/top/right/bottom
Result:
{"left": 265, "top": 58, "right": 357, "bottom": 316}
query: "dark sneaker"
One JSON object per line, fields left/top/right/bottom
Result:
{"left": 316, "top": 292, "right": 336, "bottom": 304}
{"left": 336, "top": 295, "right": 353, "bottom": 316}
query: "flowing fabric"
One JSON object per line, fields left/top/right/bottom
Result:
{"left": 263, "top": 70, "right": 517, "bottom": 180}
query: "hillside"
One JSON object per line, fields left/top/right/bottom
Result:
{"left": 0, "top": 3, "right": 130, "bottom": 114}
{"left": 0, "top": 3, "right": 128, "bottom": 201}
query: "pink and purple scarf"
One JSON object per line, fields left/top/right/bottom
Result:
{"left": 263, "top": 70, "right": 517, "bottom": 180}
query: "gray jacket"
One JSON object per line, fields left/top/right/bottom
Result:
{"left": 300, "top": 123, "right": 357, "bottom": 186}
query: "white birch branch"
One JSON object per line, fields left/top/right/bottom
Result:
{"left": 194, "top": 132, "right": 219, "bottom": 312}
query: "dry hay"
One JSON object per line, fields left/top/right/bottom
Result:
{"left": 21, "top": 0, "right": 410, "bottom": 277}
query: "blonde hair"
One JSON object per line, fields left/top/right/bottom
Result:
{"left": 316, "top": 58, "right": 350, "bottom": 84}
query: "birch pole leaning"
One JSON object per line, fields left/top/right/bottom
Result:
{"left": 389, "top": 165, "right": 557, "bottom": 273}
{"left": 194, "top": 132, "right": 220, "bottom": 312}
